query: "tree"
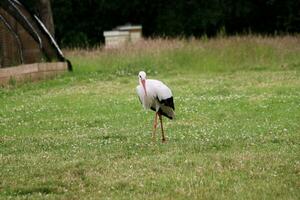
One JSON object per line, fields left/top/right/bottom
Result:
{"left": 46, "top": 0, "right": 300, "bottom": 47}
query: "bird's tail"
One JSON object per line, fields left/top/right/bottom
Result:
{"left": 159, "top": 106, "right": 175, "bottom": 120}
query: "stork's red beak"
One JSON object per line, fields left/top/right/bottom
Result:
{"left": 141, "top": 79, "right": 147, "bottom": 96}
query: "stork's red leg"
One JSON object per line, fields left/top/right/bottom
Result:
{"left": 152, "top": 112, "right": 158, "bottom": 141}
{"left": 159, "top": 114, "right": 166, "bottom": 143}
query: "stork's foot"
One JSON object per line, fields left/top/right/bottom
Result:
{"left": 162, "top": 137, "right": 167, "bottom": 143}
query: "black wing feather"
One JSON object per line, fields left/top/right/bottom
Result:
{"left": 151, "top": 96, "right": 175, "bottom": 120}
{"left": 158, "top": 97, "right": 175, "bottom": 110}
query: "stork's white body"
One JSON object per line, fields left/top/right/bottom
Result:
{"left": 136, "top": 79, "right": 174, "bottom": 119}
{"left": 136, "top": 71, "right": 175, "bottom": 142}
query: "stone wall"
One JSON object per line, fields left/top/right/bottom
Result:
{"left": 0, "top": 62, "right": 68, "bottom": 85}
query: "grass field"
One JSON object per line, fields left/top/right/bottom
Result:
{"left": 0, "top": 36, "right": 300, "bottom": 199}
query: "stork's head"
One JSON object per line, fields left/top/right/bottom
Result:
{"left": 138, "top": 71, "right": 147, "bottom": 96}
{"left": 138, "top": 71, "right": 146, "bottom": 80}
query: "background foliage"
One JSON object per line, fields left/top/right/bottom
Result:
{"left": 22, "top": 0, "right": 300, "bottom": 47}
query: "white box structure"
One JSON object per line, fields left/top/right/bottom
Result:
{"left": 104, "top": 25, "right": 142, "bottom": 48}
{"left": 116, "top": 25, "right": 142, "bottom": 43}
{"left": 103, "top": 31, "right": 130, "bottom": 48}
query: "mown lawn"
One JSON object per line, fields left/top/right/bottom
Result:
{"left": 0, "top": 36, "right": 300, "bottom": 199}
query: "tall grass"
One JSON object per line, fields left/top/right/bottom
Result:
{"left": 65, "top": 35, "right": 300, "bottom": 76}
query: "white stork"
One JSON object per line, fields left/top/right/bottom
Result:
{"left": 136, "top": 71, "right": 175, "bottom": 142}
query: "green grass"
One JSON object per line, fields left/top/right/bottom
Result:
{"left": 1, "top": 36, "right": 300, "bottom": 199}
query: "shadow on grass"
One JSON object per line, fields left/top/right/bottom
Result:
{"left": 5, "top": 186, "right": 62, "bottom": 196}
